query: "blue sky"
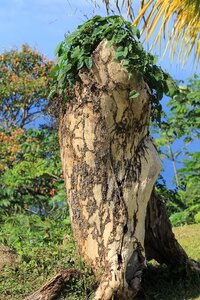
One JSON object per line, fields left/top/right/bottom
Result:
{"left": 1, "top": 0, "right": 199, "bottom": 79}
{"left": 0, "top": 0, "right": 199, "bottom": 188}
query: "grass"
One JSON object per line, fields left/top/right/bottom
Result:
{"left": 173, "top": 224, "right": 200, "bottom": 261}
{"left": 139, "top": 264, "right": 200, "bottom": 300}
{"left": 138, "top": 224, "right": 200, "bottom": 300}
{"left": 0, "top": 224, "right": 199, "bottom": 300}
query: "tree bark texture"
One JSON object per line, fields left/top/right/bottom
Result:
{"left": 59, "top": 40, "right": 162, "bottom": 299}
{"left": 24, "top": 269, "right": 81, "bottom": 300}
{"left": 145, "top": 191, "right": 200, "bottom": 273}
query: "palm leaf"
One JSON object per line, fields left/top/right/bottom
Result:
{"left": 96, "top": 0, "right": 200, "bottom": 66}
{"left": 133, "top": 0, "right": 200, "bottom": 66}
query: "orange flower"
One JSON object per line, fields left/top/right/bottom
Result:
{"left": 50, "top": 188, "right": 55, "bottom": 196}
{"left": 19, "top": 128, "right": 25, "bottom": 134}
{"left": 12, "top": 75, "right": 17, "bottom": 81}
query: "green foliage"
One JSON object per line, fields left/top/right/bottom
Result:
{"left": 0, "top": 127, "right": 65, "bottom": 215}
{"left": 157, "top": 75, "right": 200, "bottom": 147}
{"left": 170, "top": 211, "right": 191, "bottom": 226}
{"left": 0, "top": 44, "right": 67, "bottom": 218}
{"left": 175, "top": 151, "right": 200, "bottom": 225}
{"left": 156, "top": 171, "right": 200, "bottom": 227}
{"left": 155, "top": 177, "right": 186, "bottom": 217}
{"left": 153, "top": 75, "right": 200, "bottom": 161}
{"left": 1, "top": 221, "right": 200, "bottom": 299}
{"left": 0, "top": 212, "right": 95, "bottom": 300}
{"left": 0, "top": 211, "right": 71, "bottom": 262}
{"left": 153, "top": 75, "right": 200, "bottom": 226}
{"left": 178, "top": 152, "right": 200, "bottom": 203}
{"left": 0, "top": 44, "right": 54, "bottom": 129}
{"left": 194, "top": 211, "right": 200, "bottom": 223}
{"left": 0, "top": 45, "right": 59, "bottom": 214}
{"left": 50, "top": 15, "right": 179, "bottom": 124}
{"left": 170, "top": 204, "right": 200, "bottom": 227}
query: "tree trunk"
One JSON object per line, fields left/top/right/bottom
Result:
{"left": 58, "top": 40, "right": 199, "bottom": 299}
{"left": 59, "top": 40, "right": 161, "bottom": 299}
{"left": 145, "top": 191, "right": 200, "bottom": 272}
{"left": 23, "top": 39, "right": 200, "bottom": 300}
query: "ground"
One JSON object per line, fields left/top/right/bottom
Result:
{"left": 0, "top": 224, "right": 199, "bottom": 300}
{"left": 173, "top": 224, "right": 200, "bottom": 262}
{"left": 139, "top": 224, "right": 200, "bottom": 300}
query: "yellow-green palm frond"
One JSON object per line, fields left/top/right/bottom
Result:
{"left": 95, "top": 0, "right": 200, "bottom": 66}
{"left": 133, "top": 0, "right": 200, "bottom": 66}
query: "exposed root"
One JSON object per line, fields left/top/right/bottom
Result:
{"left": 93, "top": 248, "right": 144, "bottom": 300}
{"left": 24, "top": 269, "right": 82, "bottom": 300}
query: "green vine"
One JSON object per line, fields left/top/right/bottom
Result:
{"left": 50, "top": 15, "right": 178, "bottom": 124}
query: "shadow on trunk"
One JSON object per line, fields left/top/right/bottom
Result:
{"left": 145, "top": 191, "right": 200, "bottom": 273}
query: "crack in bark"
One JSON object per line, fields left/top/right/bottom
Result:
{"left": 59, "top": 40, "right": 162, "bottom": 299}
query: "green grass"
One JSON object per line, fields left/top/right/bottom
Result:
{"left": 173, "top": 224, "right": 200, "bottom": 261}
{"left": 0, "top": 224, "right": 199, "bottom": 300}
{"left": 138, "top": 224, "right": 200, "bottom": 300}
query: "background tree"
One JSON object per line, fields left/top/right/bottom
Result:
{"left": 0, "top": 47, "right": 72, "bottom": 300}
{"left": 0, "top": 46, "right": 65, "bottom": 215}
{"left": 154, "top": 75, "right": 200, "bottom": 225}
{"left": 0, "top": 127, "right": 64, "bottom": 215}
{"left": 0, "top": 44, "right": 54, "bottom": 129}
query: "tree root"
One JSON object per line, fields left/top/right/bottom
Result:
{"left": 24, "top": 268, "right": 82, "bottom": 300}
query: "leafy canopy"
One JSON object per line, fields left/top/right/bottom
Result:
{"left": 0, "top": 45, "right": 62, "bottom": 215}
{"left": 50, "top": 15, "right": 178, "bottom": 124}
{"left": 0, "top": 126, "right": 64, "bottom": 216}
{"left": 0, "top": 44, "right": 54, "bottom": 129}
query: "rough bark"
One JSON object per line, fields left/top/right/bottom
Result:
{"left": 59, "top": 40, "right": 161, "bottom": 299}
{"left": 145, "top": 191, "right": 200, "bottom": 272}
{"left": 24, "top": 269, "right": 81, "bottom": 300}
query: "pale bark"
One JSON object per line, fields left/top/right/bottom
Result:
{"left": 59, "top": 40, "right": 161, "bottom": 299}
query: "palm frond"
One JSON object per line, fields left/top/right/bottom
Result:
{"left": 133, "top": 0, "right": 200, "bottom": 66}
{"left": 96, "top": 0, "right": 200, "bottom": 66}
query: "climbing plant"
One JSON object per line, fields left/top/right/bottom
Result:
{"left": 50, "top": 15, "right": 178, "bottom": 124}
